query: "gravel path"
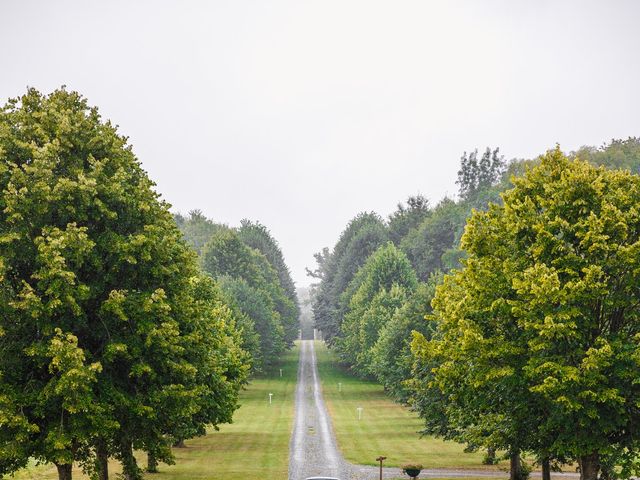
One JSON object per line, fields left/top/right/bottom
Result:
{"left": 289, "top": 340, "right": 352, "bottom": 479}
{"left": 288, "top": 340, "right": 579, "bottom": 480}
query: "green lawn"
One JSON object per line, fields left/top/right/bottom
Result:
{"left": 7, "top": 344, "right": 299, "bottom": 480}
{"left": 315, "top": 341, "right": 507, "bottom": 470}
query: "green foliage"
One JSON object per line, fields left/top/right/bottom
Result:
{"left": 370, "top": 273, "right": 442, "bottom": 402}
{"left": 169, "top": 275, "right": 249, "bottom": 441}
{"left": 456, "top": 147, "right": 505, "bottom": 202}
{"left": 401, "top": 198, "right": 468, "bottom": 280}
{"left": 174, "top": 211, "right": 298, "bottom": 375}
{"left": 388, "top": 195, "right": 431, "bottom": 245}
{"left": 335, "top": 243, "right": 418, "bottom": 373}
{"left": 238, "top": 220, "right": 300, "bottom": 346}
{"left": 201, "top": 228, "right": 297, "bottom": 357}
{"left": 174, "top": 210, "right": 225, "bottom": 255}
{"left": 238, "top": 219, "right": 299, "bottom": 308}
{"left": 311, "top": 212, "right": 388, "bottom": 342}
{"left": 201, "top": 228, "right": 263, "bottom": 281}
{"left": 572, "top": 137, "right": 640, "bottom": 173}
{"left": 411, "top": 148, "right": 640, "bottom": 477}
{"left": 218, "top": 277, "right": 285, "bottom": 372}
{"left": 0, "top": 88, "right": 248, "bottom": 478}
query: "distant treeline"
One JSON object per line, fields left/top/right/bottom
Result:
{"left": 175, "top": 212, "right": 300, "bottom": 373}
{"left": 309, "top": 138, "right": 640, "bottom": 480}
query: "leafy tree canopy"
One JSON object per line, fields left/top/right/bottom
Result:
{"left": 311, "top": 212, "right": 387, "bottom": 342}
{"left": 388, "top": 195, "right": 431, "bottom": 245}
{"left": 371, "top": 272, "right": 441, "bottom": 402}
{"left": 0, "top": 88, "right": 248, "bottom": 480}
{"left": 456, "top": 147, "right": 505, "bottom": 202}
{"left": 401, "top": 198, "right": 467, "bottom": 281}
{"left": 571, "top": 137, "right": 640, "bottom": 173}
{"left": 174, "top": 210, "right": 226, "bottom": 255}
{"left": 413, "top": 148, "right": 640, "bottom": 480}
{"left": 335, "top": 243, "right": 418, "bottom": 370}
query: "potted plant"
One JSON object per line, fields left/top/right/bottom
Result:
{"left": 402, "top": 463, "right": 423, "bottom": 479}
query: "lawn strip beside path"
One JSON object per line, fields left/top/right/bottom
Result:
{"left": 314, "top": 341, "right": 502, "bottom": 470}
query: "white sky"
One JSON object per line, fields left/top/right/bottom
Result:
{"left": 2, "top": 1, "right": 640, "bottom": 287}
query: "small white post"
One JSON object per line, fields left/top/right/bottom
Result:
{"left": 269, "top": 393, "right": 273, "bottom": 405}
{"left": 279, "top": 368, "right": 283, "bottom": 378}
{"left": 338, "top": 382, "right": 342, "bottom": 392}
{"left": 357, "top": 407, "right": 363, "bottom": 420}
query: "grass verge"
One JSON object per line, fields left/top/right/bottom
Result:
{"left": 7, "top": 344, "right": 299, "bottom": 480}
{"left": 315, "top": 341, "right": 507, "bottom": 470}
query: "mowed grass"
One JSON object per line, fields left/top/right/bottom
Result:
{"left": 315, "top": 341, "right": 507, "bottom": 470}
{"left": 7, "top": 344, "right": 299, "bottom": 480}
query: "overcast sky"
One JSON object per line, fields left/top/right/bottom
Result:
{"left": 2, "top": 1, "right": 640, "bottom": 287}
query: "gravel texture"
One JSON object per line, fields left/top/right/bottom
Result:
{"left": 289, "top": 340, "right": 352, "bottom": 480}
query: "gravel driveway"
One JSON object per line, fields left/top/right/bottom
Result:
{"left": 289, "top": 340, "right": 352, "bottom": 479}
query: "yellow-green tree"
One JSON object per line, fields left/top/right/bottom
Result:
{"left": 413, "top": 148, "right": 640, "bottom": 480}
{"left": 0, "top": 88, "right": 248, "bottom": 480}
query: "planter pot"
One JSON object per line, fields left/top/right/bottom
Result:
{"left": 404, "top": 468, "right": 422, "bottom": 478}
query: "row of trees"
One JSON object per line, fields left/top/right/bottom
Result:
{"left": 310, "top": 139, "right": 640, "bottom": 480}
{"left": 0, "top": 88, "right": 297, "bottom": 480}
{"left": 412, "top": 149, "right": 640, "bottom": 480}
{"left": 309, "top": 147, "right": 509, "bottom": 402}
{"left": 175, "top": 213, "right": 300, "bottom": 373}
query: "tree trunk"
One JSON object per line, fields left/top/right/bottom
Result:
{"left": 120, "top": 440, "right": 143, "bottom": 480}
{"left": 96, "top": 440, "right": 109, "bottom": 480}
{"left": 579, "top": 452, "right": 599, "bottom": 480}
{"left": 600, "top": 463, "right": 614, "bottom": 480}
{"left": 541, "top": 457, "right": 551, "bottom": 480}
{"left": 510, "top": 451, "right": 522, "bottom": 480}
{"left": 483, "top": 447, "right": 497, "bottom": 465}
{"left": 173, "top": 439, "right": 186, "bottom": 448}
{"left": 147, "top": 451, "right": 158, "bottom": 473}
{"left": 55, "top": 463, "right": 73, "bottom": 480}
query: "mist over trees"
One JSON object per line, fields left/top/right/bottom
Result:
{"left": 309, "top": 138, "right": 640, "bottom": 480}
{"left": 297, "top": 286, "right": 315, "bottom": 340}
{"left": 0, "top": 88, "right": 297, "bottom": 480}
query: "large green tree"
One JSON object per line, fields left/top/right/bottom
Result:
{"left": 0, "top": 88, "right": 248, "bottom": 480}
{"left": 412, "top": 148, "right": 640, "bottom": 480}
{"left": 238, "top": 220, "right": 299, "bottom": 344}
{"left": 218, "top": 277, "right": 285, "bottom": 372}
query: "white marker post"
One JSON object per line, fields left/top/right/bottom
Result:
{"left": 269, "top": 393, "right": 273, "bottom": 405}
{"left": 279, "top": 368, "right": 283, "bottom": 378}
{"left": 338, "top": 382, "right": 342, "bottom": 392}
{"left": 357, "top": 407, "right": 363, "bottom": 420}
